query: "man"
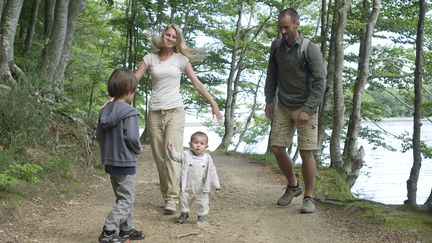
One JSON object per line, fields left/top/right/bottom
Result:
{"left": 264, "top": 8, "right": 326, "bottom": 213}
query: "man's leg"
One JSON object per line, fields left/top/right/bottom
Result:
{"left": 297, "top": 110, "right": 318, "bottom": 213}
{"left": 299, "top": 150, "right": 316, "bottom": 197}
{"left": 271, "top": 146, "right": 297, "bottom": 187}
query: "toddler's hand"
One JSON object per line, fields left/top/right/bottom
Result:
{"left": 166, "top": 143, "right": 173, "bottom": 151}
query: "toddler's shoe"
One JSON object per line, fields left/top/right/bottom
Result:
{"left": 197, "top": 215, "right": 210, "bottom": 228}
{"left": 176, "top": 212, "right": 189, "bottom": 224}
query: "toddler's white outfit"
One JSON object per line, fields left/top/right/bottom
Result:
{"left": 169, "top": 148, "right": 220, "bottom": 216}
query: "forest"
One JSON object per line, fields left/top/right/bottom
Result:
{"left": 0, "top": 0, "right": 431, "bottom": 219}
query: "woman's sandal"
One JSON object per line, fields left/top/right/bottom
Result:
{"left": 120, "top": 229, "right": 145, "bottom": 240}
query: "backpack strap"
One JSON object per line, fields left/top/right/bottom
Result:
{"left": 298, "top": 37, "right": 310, "bottom": 71}
{"left": 270, "top": 38, "right": 281, "bottom": 63}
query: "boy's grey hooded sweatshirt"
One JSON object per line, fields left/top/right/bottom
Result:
{"left": 96, "top": 101, "right": 141, "bottom": 167}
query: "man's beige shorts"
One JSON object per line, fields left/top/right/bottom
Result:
{"left": 270, "top": 103, "right": 318, "bottom": 150}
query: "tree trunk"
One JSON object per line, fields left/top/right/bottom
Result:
{"left": 234, "top": 76, "right": 262, "bottom": 152}
{"left": 53, "top": 0, "right": 86, "bottom": 91}
{"left": 22, "top": 0, "right": 40, "bottom": 56}
{"left": 405, "top": 0, "right": 425, "bottom": 206}
{"left": 41, "top": 0, "right": 69, "bottom": 84}
{"left": 343, "top": 0, "right": 380, "bottom": 187}
{"left": 316, "top": 0, "right": 334, "bottom": 164}
{"left": 0, "top": 0, "right": 4, "bottom": 21}
{"left": 329, "top": 0, "right": 349, "bottom": 169}
{"left": 44, "top": 0, "right": 55, "bottom": 38}
{"left": 218, "top": 2, "right": 243, "bottom": 151}
{"left": 0, "top": 0, "right": 24, "bottom": 86}
{"left": 423, "top": 188, "right": 432, "bottom": 213}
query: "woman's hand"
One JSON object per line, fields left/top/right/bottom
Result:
{"left": 211, "top": 103, "right": 223, "bottom": 122}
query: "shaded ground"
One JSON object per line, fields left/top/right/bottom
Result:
{"left": 0, "top": 145, "right": 430, "bottom": 242}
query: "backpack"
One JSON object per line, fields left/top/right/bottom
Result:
{"left": 270, "top": 37, "right": 328, "bottom": 92}
{"left": 270, "top": 37, "right": 311, "bottom": 72}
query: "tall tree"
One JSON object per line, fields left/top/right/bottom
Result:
{"left": 329, "top": 0, "right": 350, "bottom": 168}
{"left": 316, "top": 0, "right": 333, "bottom": 163}
{"left": 22, "top": 0, "right": 41, "bottom": 56}
{"left": 0, "top": 0, "right": 24, "bottom": 86}
{"left": 44, "top": 0, "right": 55, "bottom": 38}
{"left": 53, "top": 0, "right": 87, "bottom": 91}
{"left": 41, "top": 0, "right": 69, "bottom": 84}
{"left": 218, "top": 1, "right": 244, "bottom": 151}
{"left": 405, "top": 0, "right": 425, "bottom": 207}
{"left": 343, "top": 0, "right": 381, "bottom": 186}
{"left": 217, "top": 1, "right": 271, "bottom": 151}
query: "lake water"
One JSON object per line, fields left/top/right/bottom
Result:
{"left": 183, "top": 116, "right": 432, "bottom": 205}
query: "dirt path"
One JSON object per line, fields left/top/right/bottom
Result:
{"left": 0, "top": 145, "right": 427, "bottom": 242}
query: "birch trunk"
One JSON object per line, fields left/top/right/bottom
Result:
{"left": 343, "top": 0, "right": 380, "bottom": 186}
{"left": 218, "top": 2, "right": 243, "bottom": 151}
{"left": 406, "top": 0, "right": 425, "bottom": 206}
{"left": 329, "top": 0, "right": 349, "bottom": 169}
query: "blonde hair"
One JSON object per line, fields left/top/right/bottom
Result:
{"left": 151, "top": 24, "right": 193, "bottom": 60}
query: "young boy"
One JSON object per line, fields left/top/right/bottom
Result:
{"left": 167, "top": 131, "right": 221, "bottom": 225}
{"left": 96, "top": 67, "right": 144, "bottom": 243}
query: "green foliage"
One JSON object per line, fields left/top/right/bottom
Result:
{"left": 359, "top": 127, "right": 397, "bottom": 151}
{"left": 398, "top": 131, "right": 432, "bottom": 159}
{"left": 0, "top": 162, "right": 42, "bottom": 191}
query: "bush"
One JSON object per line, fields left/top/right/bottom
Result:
{"left": 0, "top": 88, "right": 48, "bottom": 149}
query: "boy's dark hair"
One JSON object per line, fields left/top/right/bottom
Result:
{"left": 191, "top": 131, "right": 208, "bottom": 144}
{"left": 107, "top": 67, "right": 138, "bottom": 98}
{"left": 278, "top": 8, "right": 300, "bottom": 23}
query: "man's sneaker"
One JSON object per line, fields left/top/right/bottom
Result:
{"left": 164, "top": 201, "right": 177, "bottom": 215}
{"left": 98, "top": 230, "right": 126, "bottom": 243}
{"left": 300, "top": 196, "right": 316, "bottom": 213}
{"left": 119, "top": 229, "right": 144, "bottom": 240}
{"left": 277, "top": 185, "right": 303, "bottom": 206}
{"left": 176, "top": 212, "right": 189, "bottom": 224}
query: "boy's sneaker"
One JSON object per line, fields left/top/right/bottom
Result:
{"left": 176, "top": 212, "right": 189, "bottom": 224}
{"left": 164, "top": 201, "right": 177, "bottom": 215}
{"left": 98, "top": 230, "right": 127, "bottom": 243}
{"left": 119, "top": 229, "right": 144, "bottom": 240}
{"left": 277, "top": 184, "right": 303, "bottom": 206}
{"left": 300, "top": 196, "right": 316, "bottom": 213}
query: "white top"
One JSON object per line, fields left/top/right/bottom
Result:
{"left": 143, "top": 53, "right": 189, "bottom": 110}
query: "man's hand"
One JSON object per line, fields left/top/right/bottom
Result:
{"left": 297, "top": 110, "right": 310, "bottom": 125}
{"left": 265, "top": 103, "right": 273, "bottom": 120}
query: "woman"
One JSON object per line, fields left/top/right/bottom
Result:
{"left": 134, "top": 24, "right": 222, "bottom": 215}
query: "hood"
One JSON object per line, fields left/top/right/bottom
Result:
{"left": 99, "top": 102, "right": 139, "bottom": 129}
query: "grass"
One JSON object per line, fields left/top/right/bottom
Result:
{"left": 347, "top": 201, "right": 432, "bottom": 237}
